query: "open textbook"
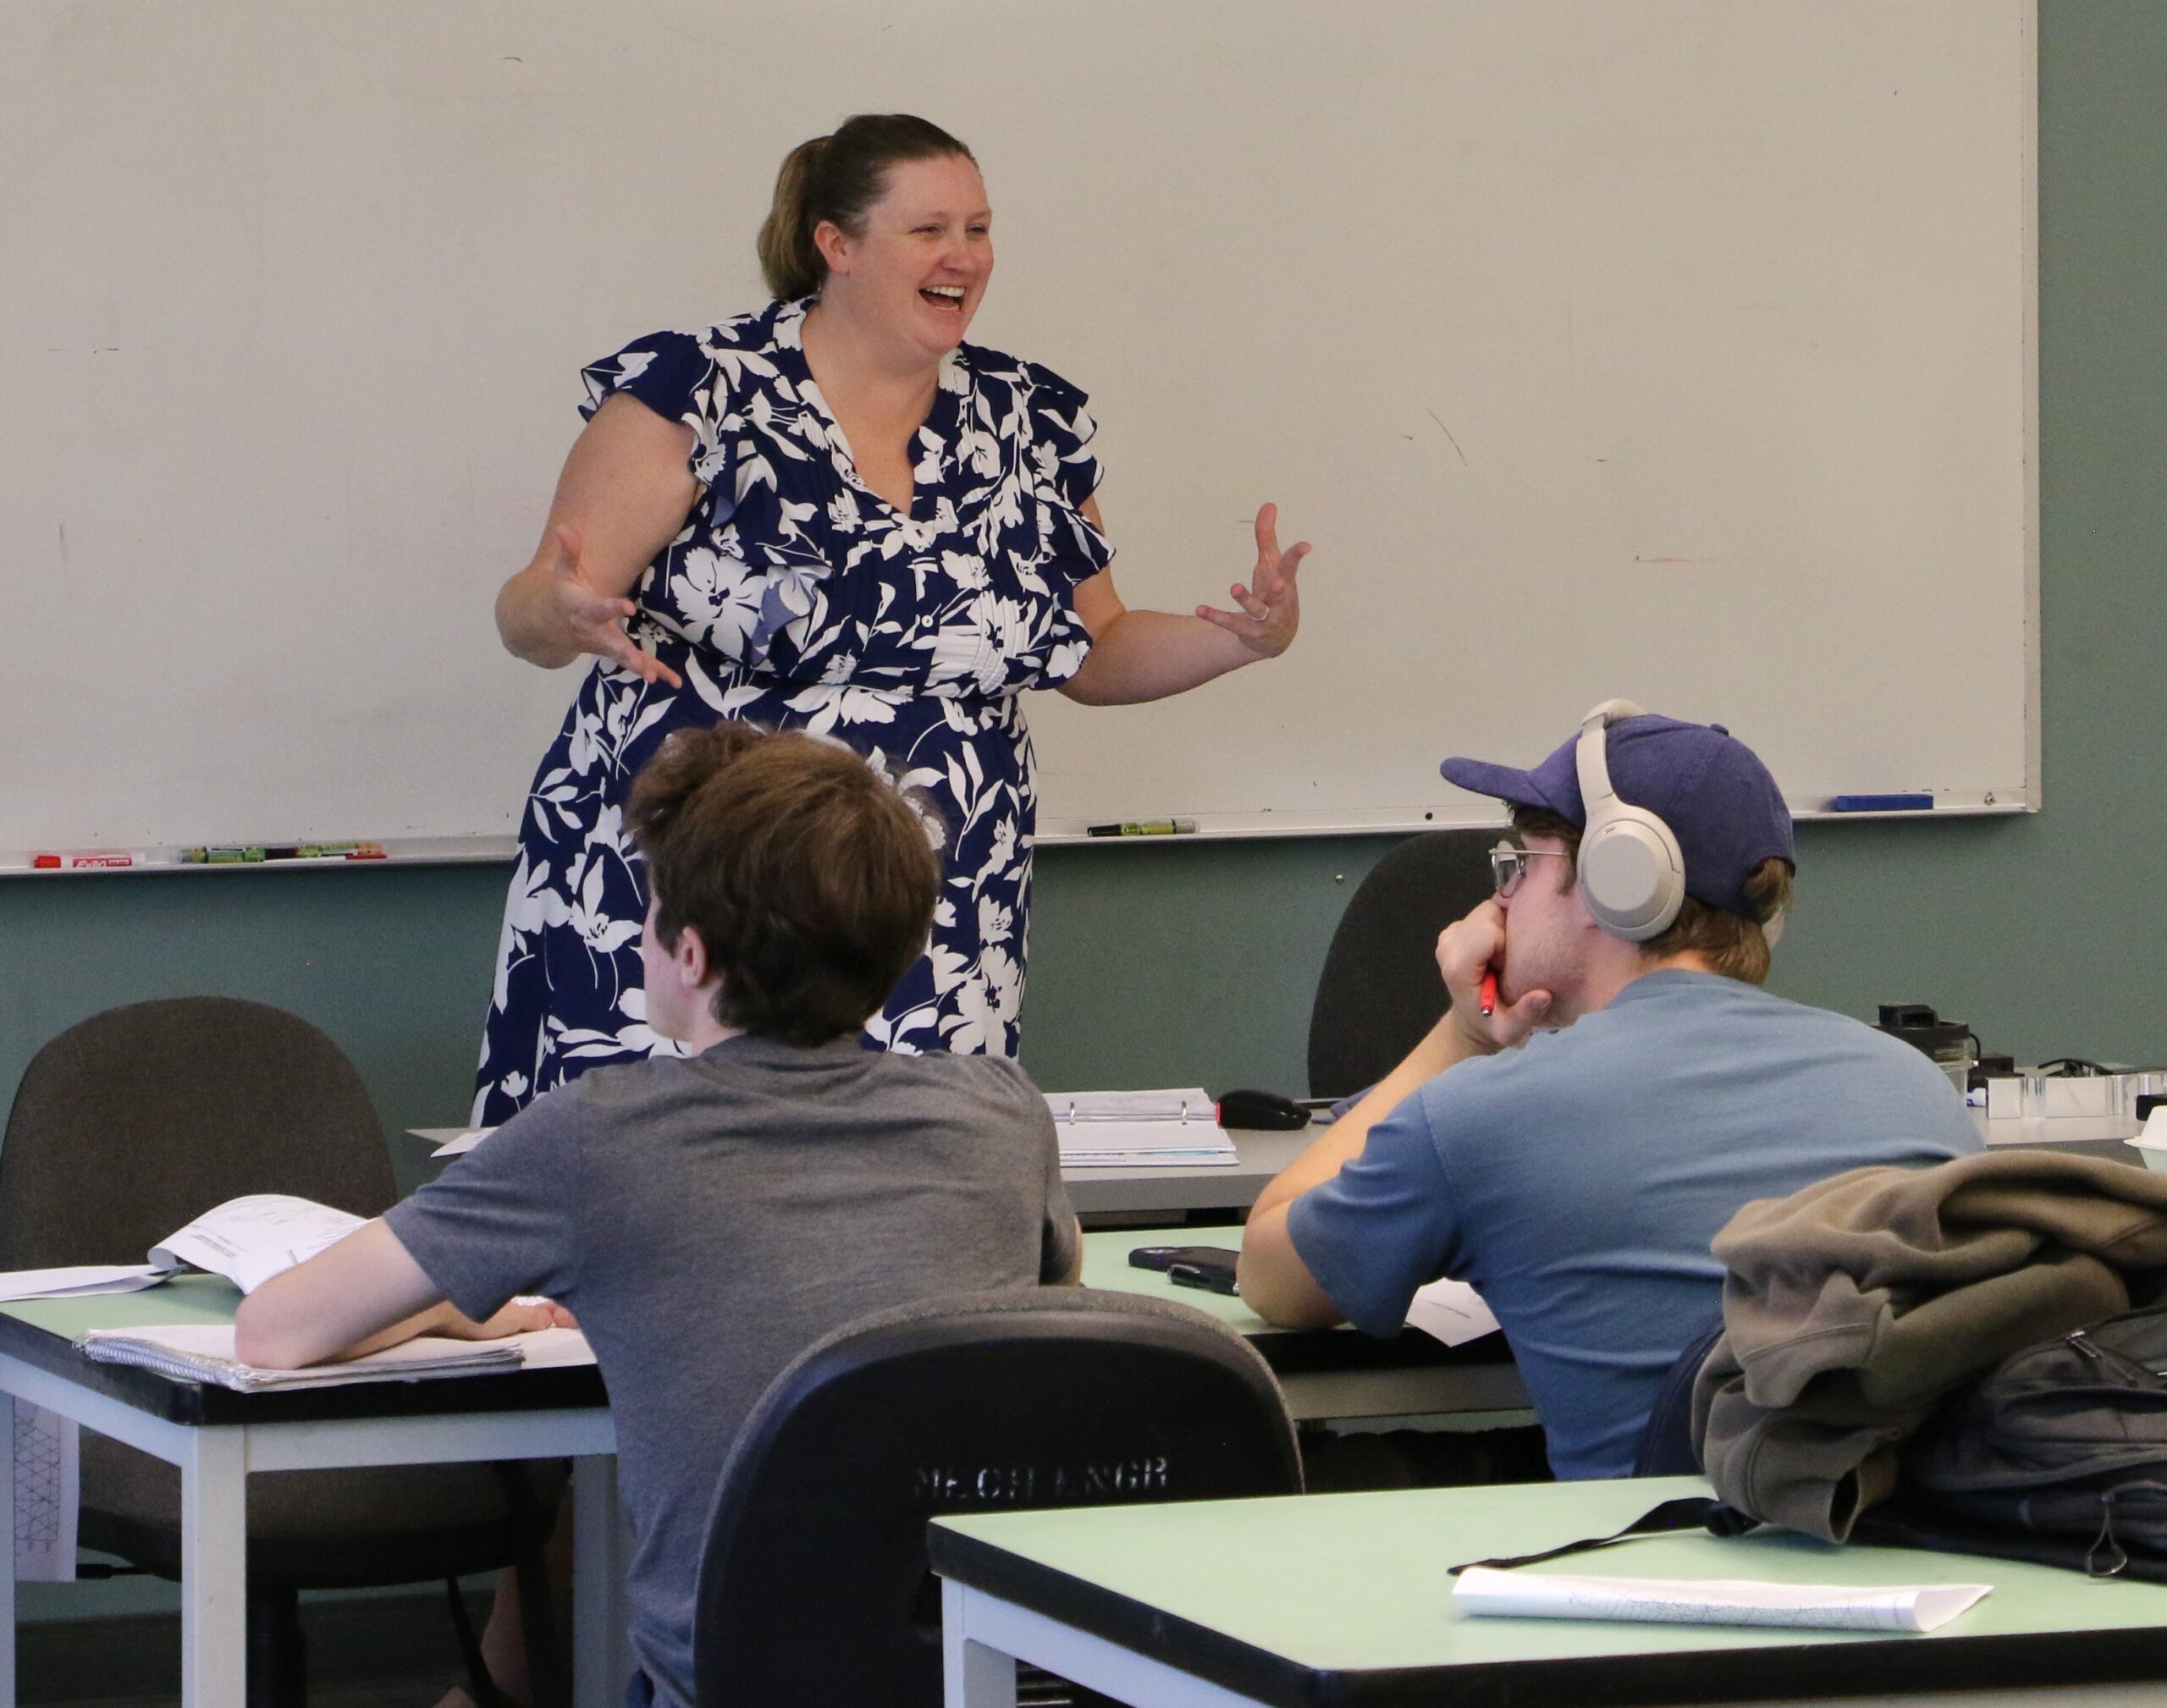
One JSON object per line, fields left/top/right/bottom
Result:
{"left": 0, "top": 1193, "right": 368, "bottom": 1302}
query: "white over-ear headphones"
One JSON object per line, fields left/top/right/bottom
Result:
{"left": 1574, "top": 698, "right": 1686, "bottom": 942}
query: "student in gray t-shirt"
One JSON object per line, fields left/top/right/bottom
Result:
{"left": 239, "top": 725, "right": 1079, "bottom": 1708}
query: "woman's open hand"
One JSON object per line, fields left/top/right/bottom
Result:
{"left": 1196, "top": 503, "right": 1310, "bottom": 658}
{"left": 537, "top": 524, "right": 683, "bottom": 688}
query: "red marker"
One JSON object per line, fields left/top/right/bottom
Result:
{"left": 32, "top": 851, "right": 146, "bottom": 869}
{"left": 1478, "top": 967, "right": 1499, "bottom": 1017}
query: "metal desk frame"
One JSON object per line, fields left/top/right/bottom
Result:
{"left": 0, "top": 1324, "right": 630, "bottom": 1708}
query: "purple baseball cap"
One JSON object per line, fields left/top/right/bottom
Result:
{"left": 1440, "top": 714, "right": 1795, "bottom": 920}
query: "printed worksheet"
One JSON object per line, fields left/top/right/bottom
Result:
{"left": 151, "top": 1195, "right": 367, "bottom": 1294}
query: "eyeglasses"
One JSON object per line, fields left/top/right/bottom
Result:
{"left": 1489, "top": 840, "right": 1572, "bottom": 899}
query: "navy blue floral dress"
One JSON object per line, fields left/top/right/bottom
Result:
{"left": 473, "top": 298, "right": 1111, "bottom": 1121}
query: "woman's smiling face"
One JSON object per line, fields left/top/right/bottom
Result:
{"left": 816, "top": 152, "right": 993, "bottom": 358}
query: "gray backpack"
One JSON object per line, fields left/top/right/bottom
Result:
{"left": 1860, "top": 1304, "right": 2167, "bottom": 1578}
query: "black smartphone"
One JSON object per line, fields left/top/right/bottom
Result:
{"left": 1129, "top": 1244, "right": 1242, "bottom": 1274}
{"left": 1167, "top": 1253, "right": 1241, "bottom": 1297}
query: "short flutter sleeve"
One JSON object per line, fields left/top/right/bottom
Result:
{"left": 1021, "top": 361, "right": 1106, "bottom": 509}
{"left": 1017, "top": 361, "right": 1113, "bottom": 580}
{"left": 578, "top": 329, "right": 733, "bottom": 489}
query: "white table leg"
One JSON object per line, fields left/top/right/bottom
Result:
{"left": 942, "top": 1580, "right": 1017, "bottom": 1708}
{"left": 179, "top": 1428, "right": 248, "bottom": 1708}
{"left": 0, "top": 1392, "right": 17, "bottom": 1708}
{"left": 572, "top": 1453, "right": 631, "bottom": 1708}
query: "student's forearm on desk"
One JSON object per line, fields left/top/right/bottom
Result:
{"left": 1249, "top": 1011, "right": 1486, "bottom": 1217}
{"left": 1248, "top": 1006, "right": 1499, "bottom": 1326}
{"left": 234, "top": 1219, "right": 448, "bottom": 1369}
{"left": 1238, "top": 1202, "right": 1344, "bottom": 1328}
{"left": 1239, "top": 1016, "right": 1485, "bottom": 1327}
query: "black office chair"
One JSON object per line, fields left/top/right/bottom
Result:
{"left": 690, "top": 1286, "right": 1304, "bottom": 1708}
{"left": 1632, "top": 1317, "right": 1728, "bottom": 1478}
{"left": 1307, "top": 829, "right": 1500, "bottom": 1099}
{"left": 0, "top": 996, "right": 565, "bottom": 1708}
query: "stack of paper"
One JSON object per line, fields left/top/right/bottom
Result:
{"left": 76, "top": 1324, "right": 525, "bottom": 1392}
{"left": 0, "top": 1265, "right": 170, "bottom": 1303}
{"left": 1045, "top": 1088, "right": 1238, "bottom": 1169}
{"left": 1452, "top": 1566, "right": 1991, "bottom": 1633}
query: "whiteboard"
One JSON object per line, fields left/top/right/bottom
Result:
{"left": 0, "top": 0, "right": 2036, "bottom": 858}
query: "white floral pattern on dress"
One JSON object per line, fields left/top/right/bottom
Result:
{"left": 474, "top": 299, "right": 1111, "bottom": 1121}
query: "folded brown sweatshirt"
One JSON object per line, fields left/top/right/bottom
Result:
{"left": 1692, "top": 1149, "right": 2167, "bottom": 1541}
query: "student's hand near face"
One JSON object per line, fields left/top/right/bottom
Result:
{"left": 1437, "top": 899, "right": 1551, "bottom": 1052}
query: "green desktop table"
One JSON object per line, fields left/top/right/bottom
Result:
{"left": 0, "top": 1231, "right": 1516, "bottom": 1707}
{"left": 933, "top": 1475, "right": 2167, "bottom": 1707}
{"left": 1079, "top": 1230, "right": 1529, "bottom": 1424}
{"left": 0, "top": 1278, "right": 625, "bottom": 1708}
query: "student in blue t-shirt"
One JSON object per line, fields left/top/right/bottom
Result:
{"left": 1239, "top": 702, "right": 1981, "bottom": 1479}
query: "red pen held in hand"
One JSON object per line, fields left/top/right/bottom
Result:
{"left": 1478, "top": 967, "right": 1499, "bottom": 1018}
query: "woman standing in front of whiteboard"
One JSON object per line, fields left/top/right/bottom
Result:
{"left": 476, "top": 113, "right": 1310, "bottom": 1119}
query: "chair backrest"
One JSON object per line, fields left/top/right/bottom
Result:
{"left": 1307, "top": 829, "right": 1499, "bottom": 1099}
{"left": 691, "top": 1286, "right": 1304, "bottom": 1708}
{"left": 0, "top": 995, "right": 393, "bottom": 1268}
{"left": 1632, "top": 1316, "right": 1728, "bottom": 1478}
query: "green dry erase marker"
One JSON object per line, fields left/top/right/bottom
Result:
{"left": 1085, "top": 818, "right": 1198, "bottom": 837}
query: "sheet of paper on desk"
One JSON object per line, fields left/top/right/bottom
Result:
{"left": 1452, "top": 1566, "right": 1990, "bottom": 1633}
{"left": 1403, "top": 1278, "right": 1500, "bottom": 1347}
{"left": 78, "top": 1324, "right": 523, "bottom": 1391}
{"left": 150, "top": 1193, "right": 367, "bottom": 1294}
{"left": 432, "top": 1127, "right": 494, "bottom": 1157}
{"left": 512, "top": 1325, "right": 597, "bottom": 1368}
{"left": 1045, "top": 1088, "right": 1238, "bottom": 1168}
{"left": 0, "top": 1263, "right": 168, "bottom": 1302}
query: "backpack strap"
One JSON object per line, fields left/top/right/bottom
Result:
{"left": 1447, "top": 1496, "right": 1761, "bottom": 1575}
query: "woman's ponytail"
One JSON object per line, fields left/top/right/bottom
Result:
{"left": 756, "top": 136, "right": 830, "bottom": 300}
